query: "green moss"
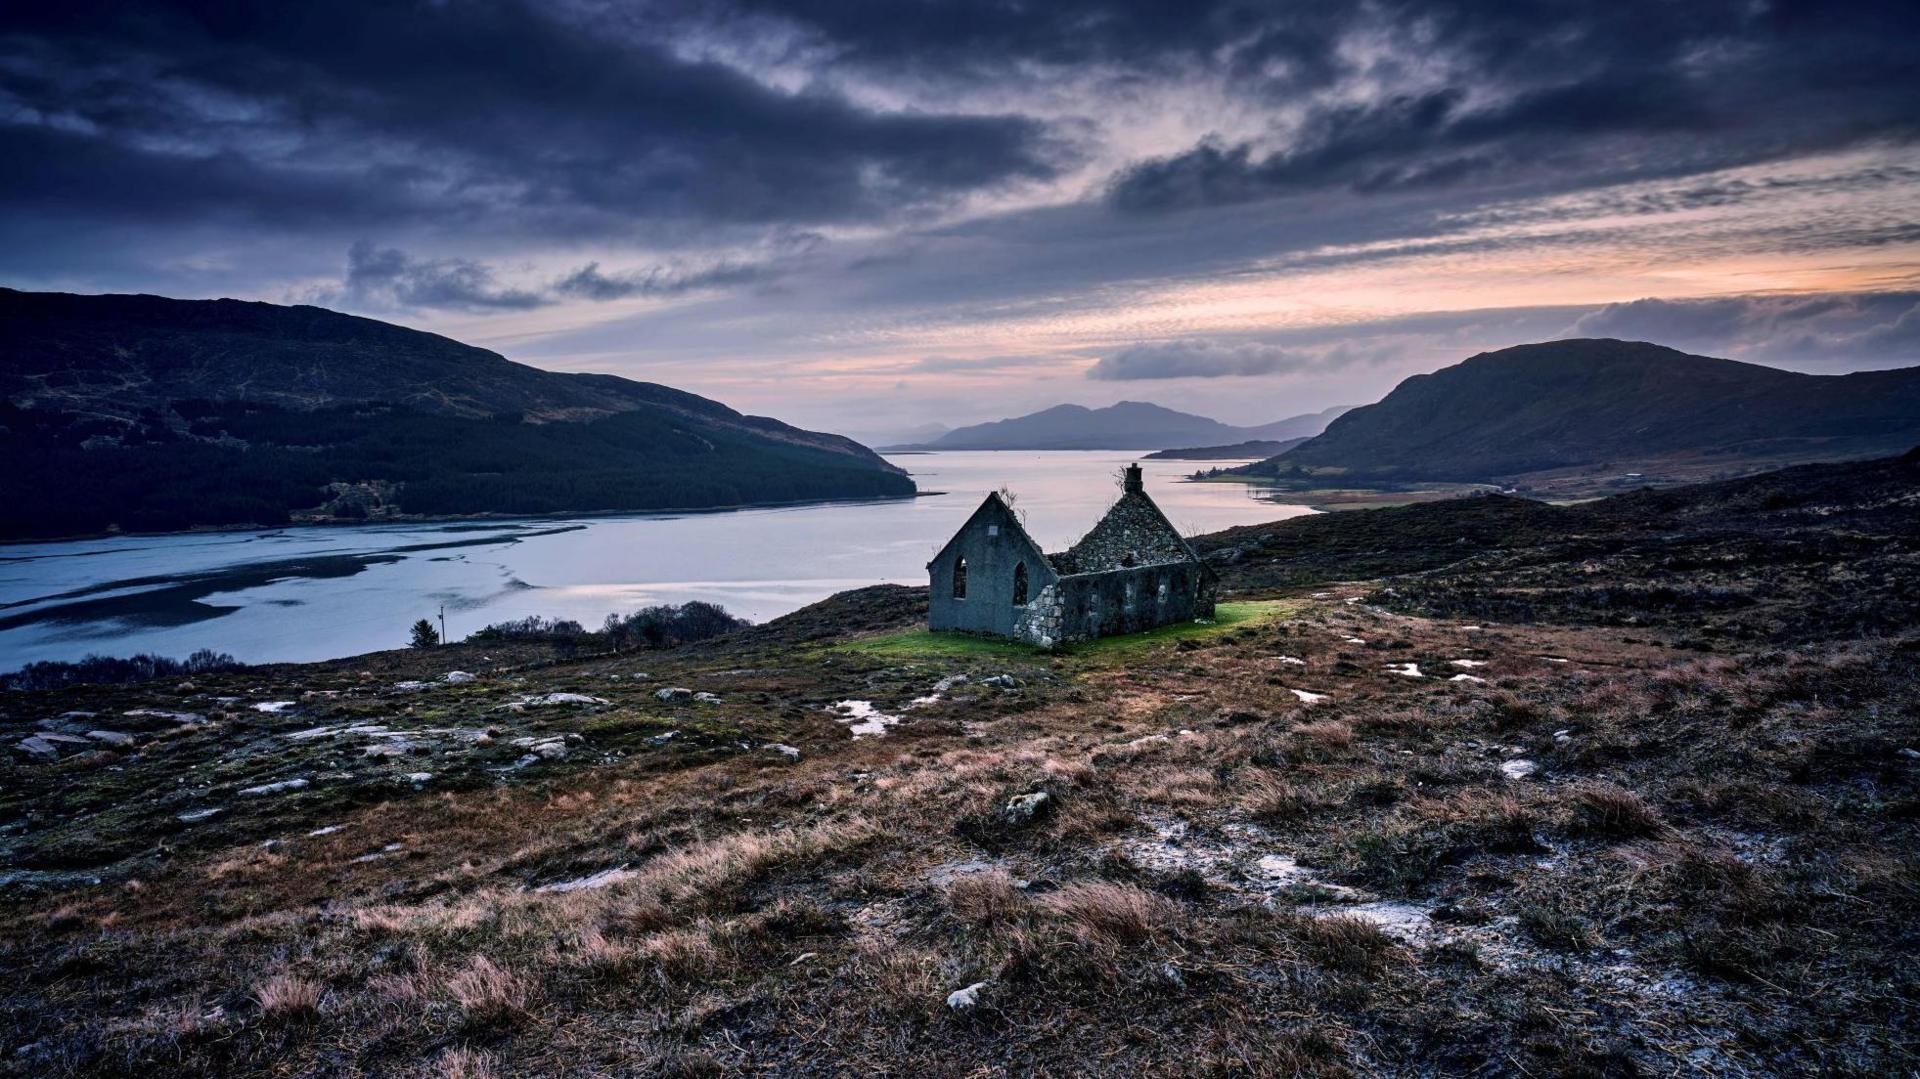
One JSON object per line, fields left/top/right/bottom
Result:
{"left": 834, "top": 600, "right": 1295, "bottom": 662}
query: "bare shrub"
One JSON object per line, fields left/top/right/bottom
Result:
{"left": 253, "top": 973, "right": 323, "bottom": 1019}
{"left": 1572, "top": 782, "right": 1665, "bottom": 838}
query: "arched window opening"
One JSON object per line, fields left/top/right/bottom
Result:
{"left": 1012, "top": 562, "right": 1029, "bottom": 606}
{"left": 1157, "top": 576, "right": 1169, "bottom": 603}
{"left": 952, "top": 557, "right": 967, "bottom": 599}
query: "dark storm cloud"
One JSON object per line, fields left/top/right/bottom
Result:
{"left": 0, "top": 0, "right": 1064, "bottom": 240}
{"left": 1568, "top": 293, "right": 1920, "bottom": 370}
{"left": 1107, "top": 0, "right": 1920, "bottom": 212}
{"left": 339, "top": 242, "right": 547, "bottom": 312}
{"left": 554, "top": 260, "right": 780, "bottom": 301}
{"left": 1088, "top": 340, "right": 1327, "bottom": 380}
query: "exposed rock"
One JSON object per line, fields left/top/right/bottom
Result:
{"left": 405, "top": 772, "right": 433, "bottom": 785}
{"left": 445, "top": 671, "right": 477, "bottom": 684}
{"left": 654, "top": 687, "right": 694, "bottom": 702}
{"left": 177, "top": 807, "right": 223, "bottom": 823}
{"left": 15, "top": 737, "right": 59, "bottom": 759}
{"left": 1002, "top": 791, "right": 1052, "bottom": 825}
{"left": 946, "top": 981, "right": 990, "bottom": 1011}
{"left": 85, "top": 730, "right": 137, "bottom": 748}
{"left": 765, "top": 743, "right": 803, "bottom": 762}
{"left": 1500, "top": 759, "right": 1538, "bottom": 780}
{"left": 693, "top": 691, "right": 723, "bottom": 703}
{"left": 980, "top": 674, "right": 1021, "bottom": 689}
{"left": 1204, "top": 545, "right": 1245, "bottom": 565}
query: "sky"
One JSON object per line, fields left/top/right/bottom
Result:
{"left": 3, "top": 0, "right": 1918, "bottom": 441}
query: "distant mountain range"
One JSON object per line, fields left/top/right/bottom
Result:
{"left": 892, "top": 401, "right": 1350, "bottom": 451}
{"left": 0, "top": 288, "right": 912, "bottom": 539}
{"left": 1242, "top": 339, "right": 1920, "bottom": 484}
{"left": 1144, "top": 438, "right": 1309, "bottom": 460}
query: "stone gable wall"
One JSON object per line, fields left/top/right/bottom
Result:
{"left": 1057, "top": 491, "right": 1192, "bottom": 574}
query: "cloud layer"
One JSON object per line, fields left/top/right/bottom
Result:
{"left": 2, "top": 0, "right": 1916, "bottom": 434}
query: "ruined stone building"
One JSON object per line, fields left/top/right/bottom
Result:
{"left": 926, "top": 463, "right": 1217, "bottom": 647}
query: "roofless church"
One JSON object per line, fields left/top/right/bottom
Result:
{"left": 927, "top": 463, "right": 1217, "bottom": 648}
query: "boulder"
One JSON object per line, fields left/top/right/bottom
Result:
{"left": 85, "top": 730, "right": 137, "bottom": 748}
{"left": 946, "top": 981, "right": 990, "bottom": 1012}
{"left": 445, "top": 671, "right": 477, "bottom": 684}
{"left": 764, "top": 743, "right": 802, "bottom": 762}
{"left": 654, "top": 687, "right": 694, "bottom": 702}
{"left": 1002, "top": 791, "right": 1052, "bottom": 825}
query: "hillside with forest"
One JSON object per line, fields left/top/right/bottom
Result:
{"left": 0, "top": 289, "right": 912, "bottom": 539}
{"left": 1239, "top": 339, "right": 1920, "bottom": 485}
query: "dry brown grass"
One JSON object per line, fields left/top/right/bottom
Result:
{"left": 252, "top": 973, "right": 323, "bottom": 1019}
{"left": 436, "top": 1046, "right": 500, "bottom": 1079}
{"left": 946, "top": 870, "right": 1029, "bottom": 927}
{"left": 444, "top": 956, "right": 529, "bottom": 1027}
{"left": 1039, "top": 881, "right": 1180, "bottom": 945}
{"left": 1571, "top": 781, "right": 1666, "bottom": 838}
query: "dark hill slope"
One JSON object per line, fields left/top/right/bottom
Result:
{"left": 1200, "top": 447, "right": 1920, "bottom": 642}
{"left": 1248, "top": 339, "right": 1920, "bottom": 481}
{"left": 0, "top": 289, "right": 910, "bottom": 539}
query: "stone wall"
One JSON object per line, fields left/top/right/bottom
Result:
{"left": 1037, "top": 562, "right": 1216, "bottom": 645}
{"left": 1055, "top": 490, "right": 1194, "bottom": 574}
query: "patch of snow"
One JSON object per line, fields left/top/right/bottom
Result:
{"left": 238, "top": 778, "right": 309, "bottom": 797}
{"left": 1276, "top": 655, "right": 1307, "bottom": 665}
{"left": 1459, "top": 625, "right": 1483, "bottom": 631}
{"left": 177, "top": 807, "right": 223, "bottom": 823}
{"left": 1325, "top": 901, "right": 1434, "bottom": 939}
{"left": 1540, "top": 656, "right": 1570, "bottom": 664}
{"left": 1342, "top": 636, "right": 1366, "bottom": 645}
{"left": 1311, "top": 592, "right": 1333, "bottom": 598}
{"left": 1345, "top": 596, "right": 1362, "bottom": 604}
{"left": 306, "top": 824, "right": 346, "bottom": 837}
{"left": 535, "top": 866, "right": 635, "bottom": 893}
{"left": 1450, "top": 659, "right": 1488, "bottom": 668}
{"left": 522, "top": 693, "right": 608, "bottom": 706}
{"left": 693, "top": 691, "right": 722, "bottom": 703}
{"left": 1288, "top": 689, "right": 1329, "bottom": 704}
{"left": 444, "top": 671, "right": 477, "bottom": 683}
{"left": 831, "top": 700, "right": 900, "bottom": 738}
{"left": 1384, "top": 663, "right": 1424, "bottom": 678}
{"left": 1450, "top": 674, "right": 1486, "bottom": 684}
{"left": 764, "top": 743, "right": 802, "bottom": 761}
{"left": 391, "top": 680, "right": 431, "bottom": 691}
{"left": 1501, "top": 759, "right": 1538, "bottom": 780}
{"left": 252, "top": 701, "right": 298, "bottom": 713}
{"left": 405, "top": 772, "right": 433, "bottom": 785}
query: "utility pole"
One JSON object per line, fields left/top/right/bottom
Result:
{"left": 439, "top": 605, "right": 446, "bottom": 647}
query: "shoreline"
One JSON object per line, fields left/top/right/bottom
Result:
{"left": 0, "top": 489, "right": 945, "bottom": 550}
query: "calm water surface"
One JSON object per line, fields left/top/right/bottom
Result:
{"left": 0, "top": 452, "right": 1309, "bottom": 667}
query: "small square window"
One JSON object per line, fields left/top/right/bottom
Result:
{"left": 987, "top": 525, "right": 999, "bottom": 536}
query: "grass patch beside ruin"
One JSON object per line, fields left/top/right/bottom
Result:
{"left": 833, "top": 600, "right": 1295, "bottom": 662}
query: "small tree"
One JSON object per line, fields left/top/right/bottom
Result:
{"left": 409, "top": 618, "right": 440, "bottom": 649}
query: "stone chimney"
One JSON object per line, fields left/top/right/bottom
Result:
{"left": 1123, "top": 462, "right": 1144, "bottom": 494}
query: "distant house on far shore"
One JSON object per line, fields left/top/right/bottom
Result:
{"left": 926, "top": 463, "right": 1217, "bottom": 648}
